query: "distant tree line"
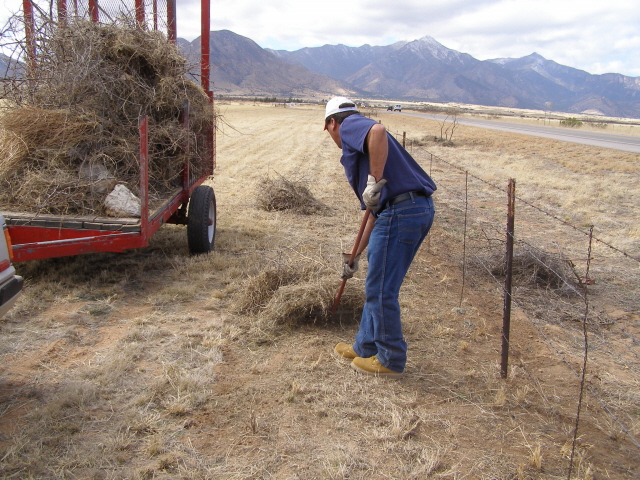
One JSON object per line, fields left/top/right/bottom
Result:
{"left": 216, "top": 94, "right": 305, "bottom": 103}
{"left": 252, "top": 96, "right": 303, "bottom": 103}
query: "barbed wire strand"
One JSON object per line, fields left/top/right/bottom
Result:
{"left": 434, "top": 181, "right": 589, "bottom": 302}
{"left": 433, "top": 168, "right": 640, "bottom": 367}
{"left": 416, "top": 146, "right": 640, "bottom": 264}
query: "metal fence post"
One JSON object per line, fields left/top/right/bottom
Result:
{"left": 500, "top": 178, "right": 516, "bottom": 378}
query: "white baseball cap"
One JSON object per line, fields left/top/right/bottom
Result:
{"left": 324, "top": 96, "right": 358, "bottom": 128}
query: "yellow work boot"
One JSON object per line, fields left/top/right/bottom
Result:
{"left": 351, "top": 355, "right": 404, "bottom": 378}
{"left": 334, "top": 342, "right": 357, "bottom": 359}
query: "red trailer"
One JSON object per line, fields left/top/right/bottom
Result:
{"left": 4, "top": 0, "right": 217, "bottom": 262}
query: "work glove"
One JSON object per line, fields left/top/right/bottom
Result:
{"left": 362, "top": 175, "right": 387, "bottom": 211}
{"left": 341, "top": 252, "right": 361, "bottom": 280}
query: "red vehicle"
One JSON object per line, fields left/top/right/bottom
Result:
{"left": 4, "top": 0, "right": 217, "bottom": 262}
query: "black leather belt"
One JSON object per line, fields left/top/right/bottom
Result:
{"left": 386, "top": 190, "right": 427, "bottom": 207}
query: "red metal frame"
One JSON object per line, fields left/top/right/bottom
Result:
{"left": 8, "top": 0, "right": 214, "bottom": 262}
{"left": 167, "top": 0, "right": 177, "bottom": 42}
{"left": 57, "top": 0, "right": 67, "bottom": 24}
{"left": 135, "top": 0, "right": 145, "bottom": 28}
{"left": 153, "top": 0, "right": 158, "bottom": 31}
{"left": 200, "top": 0, "right": 210, "bottom": 95}
{"left": 88, "top": 0, "right": 99, "bottom": 22}
{"left": 22, "top": 0, "right": 36, "bottom": 75}
{"left": 139, "top": 115, "right": 150, "bottom": 244}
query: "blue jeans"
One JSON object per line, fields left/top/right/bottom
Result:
{"left": 353, "top": 194, "right": 435, "bottom": 372}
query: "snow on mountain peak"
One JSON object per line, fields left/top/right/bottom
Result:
{"left": 408, "top": 35, "right": 464, "bottom": 63}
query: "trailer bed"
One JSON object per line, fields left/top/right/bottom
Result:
{"left": 3, "top": 188, "right": 182, "bottom": 233}
{"left": 4, "top": 213, "right": 142, "bottom": 232}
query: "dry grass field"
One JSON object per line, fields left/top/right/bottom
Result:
{"left": 0, "top": 102, "right": 638, "bottom": 479}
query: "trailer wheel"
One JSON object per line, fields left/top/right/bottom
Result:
{"left": 187, "top": 185, "right": 216, "bottom": 254}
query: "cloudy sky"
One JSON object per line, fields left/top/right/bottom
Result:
{"left": 2, "top": 0, "right": 639, "bottom": 77}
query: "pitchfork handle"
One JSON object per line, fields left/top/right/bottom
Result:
{"left": 331, "top": 208, "right": 371, "bottom": 315}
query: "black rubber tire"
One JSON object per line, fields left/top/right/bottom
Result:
{"left": 187, "top": 185, "right": 216, "bottom": 254}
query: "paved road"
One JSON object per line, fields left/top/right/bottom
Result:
{"left": 402, "top": 112, "right": 640, "bottom": 153}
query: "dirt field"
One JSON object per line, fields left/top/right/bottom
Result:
{"left": 0, "top": 103, "right": 638, "bottom": 479}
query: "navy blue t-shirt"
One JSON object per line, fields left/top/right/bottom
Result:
{"left": 339, "top": 114, "right": 436, "bottom": 211}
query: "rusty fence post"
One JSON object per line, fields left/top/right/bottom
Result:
{"left": 500, "top": 178, "right": 516, "bottom": 378}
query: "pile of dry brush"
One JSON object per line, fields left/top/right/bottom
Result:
{"left": 256, "top": 174, "right": 330, "bottom": 215}
{"left": 232, "top": 265, "right": 364, "bottom": 333}
{"left": 0, "top": 18, "right": 214, "bottom": 216}
{"left": 483, "top": 246, "right": 579, "bottom": 294}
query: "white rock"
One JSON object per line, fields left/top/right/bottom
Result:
{"left": 104, "top": 184, "right": 141, "bottom": 218}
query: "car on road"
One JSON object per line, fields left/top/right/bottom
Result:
{"left": 393, "top": 104, "right": 402, "bottom": 112}
{"left": 386, "top": 105, "right": 393, "bottom": 111}
{"left": 0, "top": 214, "right": 23, "bottom": 318}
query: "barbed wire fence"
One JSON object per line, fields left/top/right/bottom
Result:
{"left": 391, "top": 130, "right": 640, "bottom": 473}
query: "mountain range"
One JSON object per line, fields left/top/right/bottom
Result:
{"left": 3, "top": 29, "right": 637, "bottom": 118}
{"left": 178, "top": 30, "right": 640, "bottom": 119}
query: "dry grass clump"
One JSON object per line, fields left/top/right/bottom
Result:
{"left": 480, "top": 246, "right": 578, "bottom": 293}
{"left": 256, "top": 174, "right": 329, "bottom": 215}
{"left": 232, "top": 268, "right": 303, "bottom": 314}
{"left": 233, "top": 265, "right": 363, "bottom": 329}
{"left": 0, "top": 18, "right": 213, "bottom": 216}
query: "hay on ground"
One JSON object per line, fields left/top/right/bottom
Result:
{"left": 231, "top": 269, "right": 303, "bottom": 314}
{"left": 233, "top": 266, "right": 364, "bottom": 330}
{"left": 0, "top": 18, "right": 213, "bottom": 216}
{"left": 256, "top": 174, "right": 329, "bottom": 215}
